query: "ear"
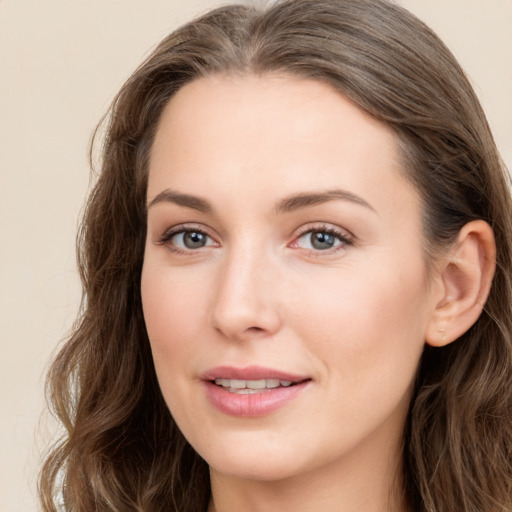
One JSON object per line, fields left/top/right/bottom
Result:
{"left": 425, "top": 220, "right": 496, "bottom": 347}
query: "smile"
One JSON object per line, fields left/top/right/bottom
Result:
{"left": 213, "top": 378, "right": 293, "bottom": 394}
{"left": 202, "top": 366, "right": 311, "bottom": 417}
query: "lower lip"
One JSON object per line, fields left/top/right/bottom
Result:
{"left": 203, "top": 381, "right": 310, "bottom": 417}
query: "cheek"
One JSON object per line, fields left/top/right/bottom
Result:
{"left": 294, "top": 255, "right": 430, "bottom": 386}
{"left": 285, "top": 261, "right": 429, "bottom": 453}
{"left": 141, "top": 261, "right": 209, "bottom": 382}
{"left": 141, "top": 263, "right": 213, "bottom": 434}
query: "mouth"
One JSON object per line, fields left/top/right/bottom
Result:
{"left": 201, "top": 365, "right": 310, "bottom": 389}
{"left": 201, "top": 366, "right": 311, "bottom": 416}
{"left": 212, "top": 377, "right": 299, "bottom": 394}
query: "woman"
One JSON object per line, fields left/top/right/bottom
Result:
{"left": 39, "top": 0, "right": 512, "bottom": 511}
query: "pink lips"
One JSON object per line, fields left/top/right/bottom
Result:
{"left": 201, "top": 365, "right": 311, "bottom": 417}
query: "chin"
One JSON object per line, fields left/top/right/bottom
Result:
{"left": 196, "top": 434, "right": 310, "bottom": 482}
{"left": 209, "top": 456, "right": 302, "bottom": 482}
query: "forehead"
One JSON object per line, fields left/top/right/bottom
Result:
{"left": 151, "top": 73, "right": 397, "bottom": 164}
{"left": 148, "top": 73, "right": 417, "bottom": 218}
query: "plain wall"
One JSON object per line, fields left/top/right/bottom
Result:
{"left": 1, "top": 1, "right": 510, "bottom": 510}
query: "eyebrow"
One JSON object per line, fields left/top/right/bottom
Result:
{"left": 147, "top": 188, "right": 375, "bottom": 215}
{"left": 147, "top": 189, "right": 213, "bottom": 213}
{"left": 275, "top": 189, "right": 376, "bottom": 214}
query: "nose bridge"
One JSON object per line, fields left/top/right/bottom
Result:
{"left": 211, "top": 236, "right": 281, "bottom": 340}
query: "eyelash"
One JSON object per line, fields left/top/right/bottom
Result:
{"left": 157, "top": 224, "right": 218, "bottom": 255}
{"left": 157, "top": 223, "right": 354, "bottom": 256}
{"left": 291, "top": 224, "right": 354, "bottom": 255}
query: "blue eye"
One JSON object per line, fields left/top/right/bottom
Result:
{"left": 164, "top": 229, "right": 215, "bottom": 250}
{"left": 295, "top": 229, "right": 349, "bottom": 251}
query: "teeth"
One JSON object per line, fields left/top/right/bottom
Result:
{"left": 230, "top": 379, "right": 246, "bottom": 389}
{"left": 233, "top": 388, "right": 262, "bottom": 394}
{"left": 247, "top": 379, "right": 266, "bottom": 389}
{"left": 214, "top": 378, "right": 296, "bottom": 391}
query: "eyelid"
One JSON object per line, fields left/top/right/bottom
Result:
{"left": 289, "top": 223, "right": 355, "bottom": 254}
{"left": 293, "top": 222, "right": 353, "bottom": 239}
{"left": 154, "top": 221, "right": 354, "bottom": 256}
{"left": 157, "top": 223, "right": 220, "bottom": 250}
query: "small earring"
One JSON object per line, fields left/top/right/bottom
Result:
{"left": 439, "top": 327, "right": 447, "bottom": 343}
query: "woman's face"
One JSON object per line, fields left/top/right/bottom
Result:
{"left": 142, "top": 74, "right": 441, "bottom": 482}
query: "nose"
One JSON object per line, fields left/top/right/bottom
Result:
{"left": 210, "top": 244, "right": 282, "bottom": 342}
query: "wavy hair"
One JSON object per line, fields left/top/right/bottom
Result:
{"left": 40, "top": 1, "right": 512, "bottom": 511}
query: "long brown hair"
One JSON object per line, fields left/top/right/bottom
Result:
{"left": 40, "top": 1, "right": 512, "bottom": 511}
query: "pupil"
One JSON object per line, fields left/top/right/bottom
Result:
{"left": 184, "top": 231, "right": 206, "bottom": 248}
{"left": 311, "top": 232, "right": 334, "bottom": 250}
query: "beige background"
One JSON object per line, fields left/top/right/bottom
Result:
{"left": 1, "top": 1, "right": 510, "bottom": 511}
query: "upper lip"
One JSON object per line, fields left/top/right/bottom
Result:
{"left": 201, "top": 365, "right": 310, "bottom": 382}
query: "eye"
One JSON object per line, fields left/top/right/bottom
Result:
{"left": 173, "top": 231, "right": 211, "bottom": 249}
{"left": 160, "top": 227, "right": 217, "bottom": 252}
{"left": 293, "top": 227, "right": 353, "bottom": 252}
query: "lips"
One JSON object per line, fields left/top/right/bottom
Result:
{"left": 201, "top": 365, "right": 311, "bottom": 417}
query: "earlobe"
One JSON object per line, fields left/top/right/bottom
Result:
{"left": 425, "top": 220, "right": 496, "bottom": 347}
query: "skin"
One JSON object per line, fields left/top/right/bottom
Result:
{"left": 141, "top": 74, "right": 450, "bottom": 512}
